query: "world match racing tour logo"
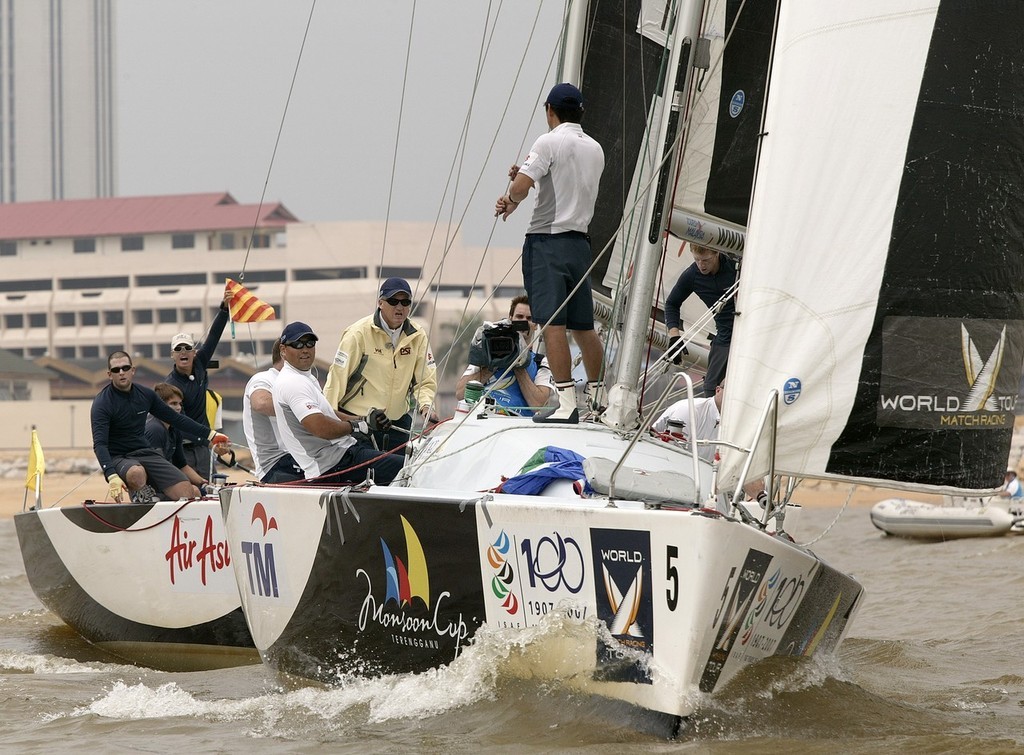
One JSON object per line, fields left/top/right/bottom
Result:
{"left": 356, "top": 515, "right": 469, "bottom": 657}
{"left": 877, "top": 319, "right": 1022, "bottom": 430}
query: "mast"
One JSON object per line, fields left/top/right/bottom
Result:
{"left": 603, "top": 0, "right": 703, "bottom": 430}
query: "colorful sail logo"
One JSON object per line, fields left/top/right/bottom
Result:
{"left": 380, "top": 515, "right": 430, "bottom": 608}
{"left": 486, "top": 530, "right": 519, "bottom": 615}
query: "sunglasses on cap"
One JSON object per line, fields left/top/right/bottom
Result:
{"left": 285, "top": 338, "right": 317, "bottom": 350}
{"left": 109, "top": 365, "right": 133, "bottom": 374}
{"left": 384, "top": 297, "right": 412, "bottom": 307}
{"left": 173, "top": 344, "right": 194, "bottom": 352}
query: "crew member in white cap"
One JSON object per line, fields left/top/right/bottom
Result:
{"left": 164, "top": 285, "right": 233, "bottom": 479}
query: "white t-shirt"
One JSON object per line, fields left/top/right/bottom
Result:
{"left": 652, "top": 397, "right": 721, "bottom": 462}
{"left": 273, "top": 362, "right": 356, "bottom": 478}
{"left": 520, "top": 122, "right": 604, "bottom": 234}
{"left": 242, "top": 367, "right": 287, "bottom": 479}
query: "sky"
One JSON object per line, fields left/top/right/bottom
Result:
{"left": 116, "top": 1, "right": 566, "bottom": 249}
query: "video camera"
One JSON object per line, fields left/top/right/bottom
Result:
{"left": 469, "top": 318, "right": 529, "bottom": 374}
{"left": 482, "top": 319, "right": 528, "bottom": 363}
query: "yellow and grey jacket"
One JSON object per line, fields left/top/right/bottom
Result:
{"left": 323, "top": 310, "right": 437, "bottom": 419}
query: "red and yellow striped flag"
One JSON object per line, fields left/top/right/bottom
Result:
{"left": 226, "top": 278, "right": 276, "bottom": 323}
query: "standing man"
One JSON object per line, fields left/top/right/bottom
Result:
{"left": 274, "top": 322, "right": 404, "bottom": 486}
{"left": 455, "top": 295, "right": 555, "bottom": 416}
{"left": 165, "top": 285, "right": 233, "bottom": 481}
{"left": 323, "top": 277, "right": 438, "bottom": 450}
{"left": 495, "top": 82, "right": 605, "bottom": 424}
{"left": 92, "top": 351, "right": 228, "bottom": 503}
{"left": 663, "top": 243, "right": 737, "bottom": 397}
{"left": 242, "top": 341, "right": 304, "bottom": 483}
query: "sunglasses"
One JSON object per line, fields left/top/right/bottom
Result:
{"left": 109, "top": 365, "right": 133, "bottom": 374}
{"left": 385, "top": 297, "right": 412, "bottom": 307}
{"left": 173, "top": 344, "right": 194, "bottom": 352}
{"left": 286, "top": 338, "right": 317, "bottom": 350}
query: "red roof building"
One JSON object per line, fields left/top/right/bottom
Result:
{"left": 0, "top": 192, "right": 296, "bottom": 241}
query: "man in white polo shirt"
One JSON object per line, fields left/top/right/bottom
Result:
{"left": 242, "top": 340, "right": 303, "bottom": 483}
{"left": 495, "top": 82, "right": 606, "bottom": 424}
{"left": 273, "top": 321, "right": 404, "bottom": 485}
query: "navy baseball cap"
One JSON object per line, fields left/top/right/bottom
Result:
{"left": 380, "top": 277, "right": 412, "bottom": 298}
{"left": 280, "top": 321, "right": 318, "bottom": 344}
{"left": 545, "top": 82, "right": 584, "bottom": 110}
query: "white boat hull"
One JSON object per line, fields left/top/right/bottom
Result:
{"left": 222, "top": 479, "right": 862, "bottom": 719}
{"left": 869, "top": 498, "right": 1016, "bottom": 539}
{"left": 15, "top": 500, "right": 254, "bottom": 663}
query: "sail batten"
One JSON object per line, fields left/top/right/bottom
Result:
{"left": 720, "top": 1, "right": 1024, "bottom": 494}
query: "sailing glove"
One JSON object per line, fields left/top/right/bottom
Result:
{"left": 208, "top": 430, "right": 230, "bottom": 447}
{"left": 366, "top": 408, "right": 392, "bottom": 433}
{"left": 107, "top": 474, "right": 128, "bottom": 502}
{"left": 668, "top": 336, "right": 689, "bottom": 365}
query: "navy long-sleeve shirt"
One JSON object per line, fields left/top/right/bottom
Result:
{"left": 165, "top": 304, "right": 230, "bottom": 439}
{"left": 663, "top": 254, "right": 737, "bottom": 345}
{"left": 145, "top": 414, "right": 188, "bottom": 469}
{"left": 92, "top": 383, "right": 208, "bottom": 480}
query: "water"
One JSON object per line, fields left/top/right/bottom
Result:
{"left": 3, "top": 507, "right": 1023, "bottom": 753}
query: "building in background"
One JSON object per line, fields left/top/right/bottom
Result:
{"left": 0, "top": 0, "right": 117, "bottom": 203}
{"left": 0, "top": 191, "right": 522, "bottom": 426}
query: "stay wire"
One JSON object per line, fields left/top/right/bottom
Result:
{"left": 376, "top": 0, "right": 418, "bottom": 291}
{"left": 238, "top": 0, "right": 316, "bottom": 282}
{"left": 234, "top": 0, "right": 317, "bottom": 368}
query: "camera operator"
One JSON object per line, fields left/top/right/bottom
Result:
{"left": 455, "top": 295, "right": 555, "bottom": 417}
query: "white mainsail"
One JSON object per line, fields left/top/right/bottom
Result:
{"left": 718, "top": 1, "right": 1024, "bottom": 495}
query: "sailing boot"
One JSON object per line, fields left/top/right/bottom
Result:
{"left": 533, "top": 381, "right": 579, "bottom": 424}
{"left": 584, "top": 381, "right": 605, "bottom": 415}
{"left": 130, "top": 484, "right": 160, "bottom": 504}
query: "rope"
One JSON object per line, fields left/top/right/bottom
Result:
{"left": 80, "top": 498, "right": 195, "bottom": 533}
{"left": 798, "top": 484, "right": 856, "bottom": 546}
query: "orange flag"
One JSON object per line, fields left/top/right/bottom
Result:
{"left": 226, "top": 278, "right": 276, "bottom": 323}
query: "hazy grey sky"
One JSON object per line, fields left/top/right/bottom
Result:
{"left": 117, "top": 1, "right": 565, "bottom": 248}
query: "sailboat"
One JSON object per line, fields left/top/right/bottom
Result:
{"left": 14, "top": 497, "right": 256, "bottom": 667}
{"left": 217, "top": 1, "right": 1007, "bottom": 726}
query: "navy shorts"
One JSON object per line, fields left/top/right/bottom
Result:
{"left": 112, "top": 449, "right": 188, "bottom": 492}
{"left": 522, "top": 232, "right": 595, "bottom": 330}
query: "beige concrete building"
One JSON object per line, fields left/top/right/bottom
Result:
{"left": 0, "top": 0, "right": 117, "bottom": 202}
{"left": 0, "top": 192, "right": 523, "bottom": 429}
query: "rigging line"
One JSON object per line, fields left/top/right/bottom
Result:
{"left": 419, "top": 0, "right": 500, "bottom": 360}
{"left": 418, "top": 0, "right": 561, "bottom": 332}
{"left": 238, "top": 0, "right": 316, "bottom": 281}
{"left": 416, "top": 0, "right": 555, "bottom": 381}
{"left": 433, "top": 254, "right": 522, "bottom": 384}
{"left": 799, "top": 484, "right": 856, "bottom": 546}
{"left": 407, "top": 0, "right": 498, "bottom": 353}
{"left": 440, "top": 0, "right": 499, "bottom": 257}
{"left": 377, "top": 0, "right": 418, "bottom": 290}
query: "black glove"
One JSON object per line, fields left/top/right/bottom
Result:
{"left": 366, "top": 407, "right": 392, "bottom": 433}
{"left": 668, "top": 335, "right": 689, "bottom": 365}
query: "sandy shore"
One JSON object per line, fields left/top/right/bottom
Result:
{"left": 0, "top": 449, "right": 255, "bottom": 518}
{"left": 0, "top": 448, "right": 941, "bottom": 519}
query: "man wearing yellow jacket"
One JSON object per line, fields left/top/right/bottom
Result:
{"left": 324, "top": 277, "right": 438, "bottom": 451}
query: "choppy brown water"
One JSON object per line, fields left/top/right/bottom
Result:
{"left": 2, "top": 507, "right": 1022, "bottom": 753}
